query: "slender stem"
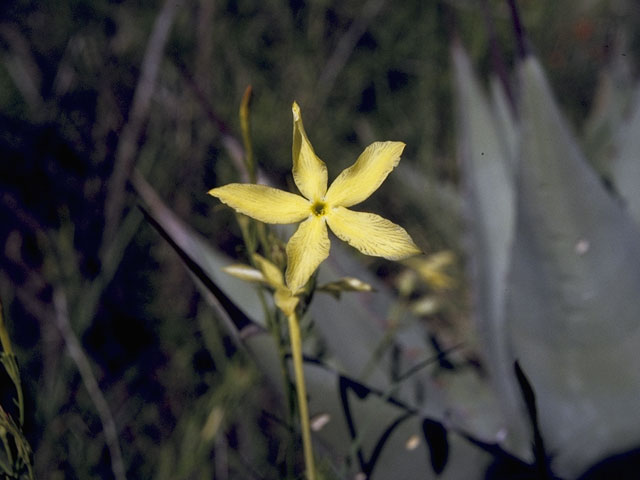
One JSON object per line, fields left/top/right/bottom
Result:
{"left": 266, "top": 305, "right": 296, "bottom": 478}
{"left": 0, "top": 299, "right": 24, "bottom": 427}
{"left": 53, "top": 288, "right": 126, "bottom": 480}
{"left": 14, "top": 365, "right": 24, "bottom": 428}
{"left": 0, "top": 298, "right": 13, "bottom": 356}
{"left": 0, "top": 428, "right": 14, "bottom": 470}
{"left": 286, "top": 312, "right": 316, "bottom": 480}
{"left": 239, "top": 85, "right": 256, "bottom": 183}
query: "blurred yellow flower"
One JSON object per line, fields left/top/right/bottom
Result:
{"left": 404, "top": 250, "right": 456, "bottom": 291}
{"left": 210, "top": 102, "right": 420, "bottom": 292}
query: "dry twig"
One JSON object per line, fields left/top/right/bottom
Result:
{"left": 102, "top": 0, "right": 182, "bottom": 257}
{"left": 53, "top": 288, "right": 127, "bottom": 480}
{"left": 312, "top": 0, "right": 386, "bottom": 115}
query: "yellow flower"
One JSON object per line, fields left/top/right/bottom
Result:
{"left": 209, "top": 102, "right": 421, "bottom": 292}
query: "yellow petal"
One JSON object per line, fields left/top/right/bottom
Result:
{"left": 252, "top": 254, "right": 285, "bottom": 289}
{"left": 292, "top": 102, "right": 328, "bottom": 201}
{"left": 208, "top": 184, "right": 309, "bottom": 224}
{"left": 274, "top": 287, "right": 299, "bottom": 316}
{"left": 222, "top": 263, "right": 266, "bottom": 283}
{"left": 326, "top": 206, "right": 421, "bottom": 259}
{"left": 285, "top": 216, "right": 330, "bottom": 292}
{"left": 325, "top": 141, "right": 405, "bottom": 207}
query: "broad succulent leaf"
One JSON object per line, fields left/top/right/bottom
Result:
{"left": 582, "top": 53, "right": 634, "bottom": 180}
{"left": 452, "top": 43, "right": 524, "bottom": 450}
{"left": 134, "top": 178, "right": 266, "bottom": 328}
{"left": 506, "top": 55, "right": 640, "bottom": 478}
{"left": 288, "top": 360, "right": 495, "bottom": 480}
{"left": 612, "top": 82, "right": 640, "bottom": 225}
{"left": 489, "top": 76, "right": 518, "bottom": 172}
{"left": 311, "top": 244, "right": 443, "bottom": 398}
{"left": 388, "top": 163, "right": 462, "bottom": 249}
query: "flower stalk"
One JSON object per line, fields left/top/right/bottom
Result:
{"left": 286, "top": 311, "right": 316, "bottom": 480}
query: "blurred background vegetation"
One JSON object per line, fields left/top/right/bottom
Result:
{"left": 1, "top": 0, "right": 640, "bottom": 478}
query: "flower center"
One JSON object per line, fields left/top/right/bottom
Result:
{"left": 311, "top": 200, "right": 328, "bottom": 217}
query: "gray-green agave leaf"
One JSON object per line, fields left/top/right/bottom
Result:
{"left": 452, "top": 43, "right": 523, "bottom": 451}
{"left": 582, "top": 52, "right": 633, "bottom": 180}
{"left": 612, "top": 81, "right": 640, "bottom": 225}
{"left": 506, "top": 55, "right": 640, "bottom": 477}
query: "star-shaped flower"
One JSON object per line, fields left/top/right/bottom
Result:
{"left": 209, "top": 102, "right": 421, "bottom": 292}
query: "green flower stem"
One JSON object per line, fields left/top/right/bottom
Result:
{"left": 286, "top": 312, "right": 316, "bottom": 480}
{"left": 239, "top": 85, "right": 255, "bottom": 183}
{"left": 264, "top": 302, "right": 296, "bottom": 478}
